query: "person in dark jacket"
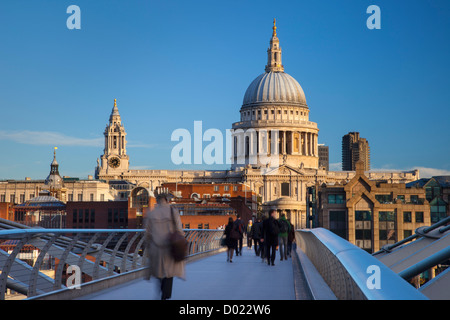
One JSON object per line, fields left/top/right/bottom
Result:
{"left": 224, "top": 217, "right": 237, "bottom": 263}
{"left": 287, "top": 219, "right": 296, "bottom": 257}
{"left": 250, "top": 218, "right": 263, "bottom": 256}
{"left": 233, "top": 215, "right": 244, "bottom": 256}
{"left": 278, "top": 214, "right": 290, "bottom": 261}
{"left": 262, "top": 209, "right": 279, "bottom": 266}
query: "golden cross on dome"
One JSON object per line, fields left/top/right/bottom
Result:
{"left": 114, "top": 99, "right": 117, "bottom": 107}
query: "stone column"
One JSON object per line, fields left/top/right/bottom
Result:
{"left": 309, "top": 133, "right": 313, "bottom": 156}
{"left": 291, "top": 131, "right": 295, "bottom": 155}
{"left": 315, "top": 134, "right": 318, "bottom": 156}
{"left": 282, "top": 131, "right": 286, "bottom": 154}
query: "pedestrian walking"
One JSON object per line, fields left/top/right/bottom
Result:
{"left": 247, "top": 220, "right": 253, "bottom": 249}
{"left": 224, "top": 217, "right": 237, "bottom": 263}
{"left": 262, "top": 209, "right": 279, "bottom": 266}
{"left": 277, "top": 214, "right": 290, "bottom": 261}
{"left": 233, "top": 215, "right": 244, "bottom": 256}
{"left": 287, "top": 219, "right": 296, "bottom": 257}
{"left": 250, "top": 217, "right": 263, "bottom": 256}
{"left": 144, "top": 192, "right": 185, "bottom": 300}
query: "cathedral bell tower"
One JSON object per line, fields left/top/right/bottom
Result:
{"left": 97, "top": 99, "right": 130, "bottom": 178}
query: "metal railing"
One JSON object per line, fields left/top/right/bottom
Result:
{"left": 295, "top": 228, "right": 428, "bottom": 300}
{"left": 372, "top": 216, "right": 450, "bottom": 300}
{"left": 0, "top": 228, "right": 225, "bottom": 300}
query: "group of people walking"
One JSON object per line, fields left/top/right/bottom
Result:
{"left": 223, "top": 209, "right": 296, "bottom": 265}
{"left": 143, "top": 193, "right": 296, "bottom": 300}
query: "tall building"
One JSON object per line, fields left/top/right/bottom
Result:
{"left": 318, "top": 145, "right": 329, "bottom": 171}
{"left": 342, "top": 132, "right": 370, "bottom": 171}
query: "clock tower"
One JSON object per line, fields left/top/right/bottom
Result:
{"left": 96, "top": 99, "right": 130, "bottom": 178}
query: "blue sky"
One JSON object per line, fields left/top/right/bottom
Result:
{"left": 1, "top": 0, "right": 449, "bottom": 179}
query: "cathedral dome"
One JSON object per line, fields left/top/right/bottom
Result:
{"left": 242, "top": 71, "right": 307, "bottom": 108}
{"left": 242, "top": 19, "right": 307, "bottom": 109}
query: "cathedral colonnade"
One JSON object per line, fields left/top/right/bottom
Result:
{"left": 232, "top": 129, "right": 319, "bottom": 159}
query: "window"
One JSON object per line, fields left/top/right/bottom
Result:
{"left": 375, "top": 194, "right": 393, "bottom": 204}
{"left": 330, "top": 211, "right": 346, "bottom": 239}
{"left": 85, "top": 209, "right": 89, "bottom": 223}
{"left": 185, "top": 224, "right": 190, "bottom": 229}
{"left": 68, "top": 194, "right": 73, "bottom": 201}
{"left": 90, "top": 193, "right": 94, "bottom": 201}
{"left": 224, "top": 185, "right": 229, "bottom": 191}
{"left": 281, "top": 183, "right": 290, "bottom": 196}
{"left": 233, "top": 186, "right": 238, "bottom": 192}
{"left": 100, "top": 194, "right": 105, "bottom": 201}
{"left": 90, "top": 209, "right": 95, "bottom": 223}
{"left": 425, "top": 180, "right": 441, "bottom": 202}
{"left": 214, "top": 186, "right": 219, "bottom": 192}
{"left": 403, "top": 212, "right": 412, "bottom": 223}
{"left": 415, "top": 211, "right": 424, "bottom": 223}
{"left": 355, "top": 210, "right": 372, "bottom": 252}
{"left": 108, "top": 208, "right": 113, "bottom": 223}
{"left": 0, "top": 194, "right": 5, "bottom": 202}
{"left": 73, "top": 209, "right": 77, "bottom": 223}
{"left": 404, "top": 230, "right": 413, "bottom": 239}
{"left": 328, "top": 194, "right": 345, "bottom": 204}
{"left": 78, "top": 209, "right": 83, "bottom": 223}
{"left": 119, "top": 209, "right": 126, "bottom": 223}
{"left": 78, "top": 194, "right": 83, "bottom": 201}
{"left": 379, "top": 211, "right": 396, "bottom": 245}
{"left": 198, "top": 224, "right": 203, "bottom": 229}
{"left": 430, "top": 198, "right": 447, "bottom": 223}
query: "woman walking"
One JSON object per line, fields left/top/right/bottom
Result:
{"left": 144, "top": 192, "right": 185, "bottom": 300}
{"left": 224, "top": 217, "right": 237, "bottom": 263}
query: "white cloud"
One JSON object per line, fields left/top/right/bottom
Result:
{"left": 329, "top": 162, "right": 342, "bottom": 171}
{"left": 408, "top": 167, "right": 450, "bottom": 178}
{"left": 328, "top": 162, "right": 450, "bottom": 178}
{"left": 0, "top": 130, "right": 103, "bottom": 147}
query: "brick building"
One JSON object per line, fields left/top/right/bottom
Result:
{"left": 159, "top": 182, "right": 257, "bottom": 229}
{"left": 65, "top": 201, "right": 130, "bottom": 229}
{"left": 310, "top": 161, "right": 431, "bottom": 253}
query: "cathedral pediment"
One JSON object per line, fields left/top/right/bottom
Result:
{"left": 264, "top": 164, "right": 304, "bottom": 176}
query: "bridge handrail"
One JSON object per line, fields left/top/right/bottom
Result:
{"left": 0, "top": 228, "right": 225, "bottom": 300}
{"left": 295, "top": 228, "right": 428, "bottom": 300}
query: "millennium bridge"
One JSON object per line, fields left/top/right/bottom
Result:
{"left": 0, "top": 217, "right": 449, "bottom": 301}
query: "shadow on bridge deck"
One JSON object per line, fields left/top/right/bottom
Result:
{"left": 79, "top": 247, "right": 306, "bottom": 300}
